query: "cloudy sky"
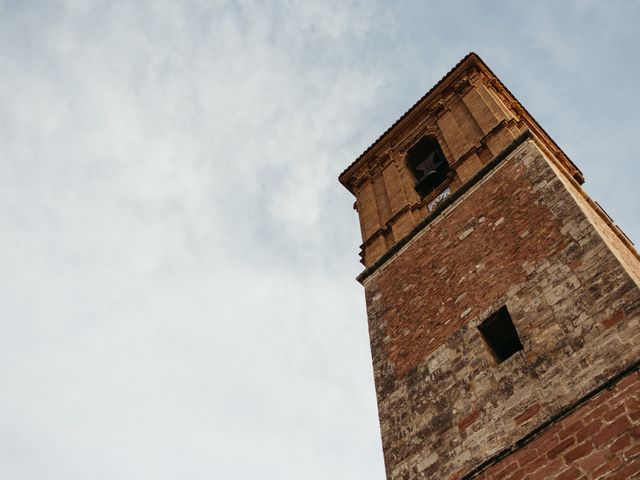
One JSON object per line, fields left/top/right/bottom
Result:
{"left": 1, "top": 1, "right": 639, "bottom": 479}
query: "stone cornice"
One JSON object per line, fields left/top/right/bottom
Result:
{"left": 339, "top": 53, "right": 584, "bottom": 194}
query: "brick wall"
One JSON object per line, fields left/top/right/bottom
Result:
{"left": 472, "top": 369, "right": 640, "bottom": 480}
{"left": 546, "top": 154, "right": 640, "bottom": 290}
{"left": 362, "top": 140, "right": 640, "bottom": 479}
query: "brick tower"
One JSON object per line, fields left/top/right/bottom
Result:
{"left": 339, "top": 53, "right": 640, "bottom": 479}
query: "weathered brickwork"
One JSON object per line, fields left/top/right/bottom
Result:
{"left": 547, "top": 157, "right": 640, "bottom": 289}
{"left": 472, "top": 369, "right": 640, "bottom": 480}
{"left": 362, "top": 141, "right": 640, "bottom": 479}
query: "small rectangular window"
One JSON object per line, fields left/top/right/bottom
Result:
{"left": 478, "top": 306, "right": 523, "bottom": 363}
{"left": 407, "top": 136, "right": 449, "bottom": 197}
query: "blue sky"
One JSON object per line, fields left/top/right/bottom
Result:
{"left": 1, "top": 1, "right": 638, "bottom": 479}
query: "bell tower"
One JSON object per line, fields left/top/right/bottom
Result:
{"left": 340, "top": 53, "right": 640, "bottom": 479}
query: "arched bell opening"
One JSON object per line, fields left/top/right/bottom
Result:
{"left": 406, "top": 136, "right": 450, "bottom": 197}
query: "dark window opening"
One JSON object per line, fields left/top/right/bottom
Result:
{"left": 406, "top": 136, "right": 449, "bottom": 197}
{"left": 477, "top": 306, "right": 523, "bottom": 364}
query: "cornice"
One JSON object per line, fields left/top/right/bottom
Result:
{"left": 339, "top": 52, "right": 483, "bottom": 190}
{"left": 339, "top": 52, "right": 584, "bottom": 193}
{"left": 356, "top": 130, "right": 533, "bottom": 284}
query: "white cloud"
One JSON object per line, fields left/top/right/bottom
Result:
{"left": 0, "top": 1, "right": 638, "bottom": 479}
{"left": 0, "top": 1, "right": 385, "bottom": 478}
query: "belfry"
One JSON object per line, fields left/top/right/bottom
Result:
{"left": 339, "top": 53, "right": 640, "bottom": 479}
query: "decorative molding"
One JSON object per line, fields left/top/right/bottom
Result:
{"left": 509, "top": 101, "right": 525, "bottom": 117}
{"left": 454, "top": 77, "right": 473, "bottom": 94}
{"left": 430, "top": 100, "right": 447, "bottom": 118}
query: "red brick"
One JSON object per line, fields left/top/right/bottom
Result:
{"left": 504, "top": 468, "right": 526, "bottom": 480}
{"left": 605, "top": 459, "right": 640, "bottom": 480}
{"left": 527, "top": 457, "right": 564, "bottom": 480}
{"left": 558, "top": 419, "right": 583, "bottom": 440}
{"left": 554, "top": 465, "right": 582, "bottom": 480}
{"left": 570, "top": 259, "right": 583, "bottom": 270}
{"left": 593, "top": 456, "right": 624, "bottom": 478}
{"left": 458, "top": 410, "right": 480, "bottom": 431}
{"left": 603, "top": 405, "right": 626, "bottom": 422}
{"left": 588, "top": 403, "right": 611, "bottom": 420}
{"left": 614, "top": 371, "right": 639, "bottom": 393}
{"left": 478, "top": 465, "right": 498, "bottom": 479}
{"left": 448, "top": 468, "right": 465, "bottom": 480}
{"left": 515, "top": 404, "right": 541, "bottom": 426}
{"left": 536, "top": 435, "right": 562, "bottom": 457}
{"left": 602, "top": 309, "right": 625, "bottom": 328}
{"left": 575, "top": 419, "right": 603, "bottom": 442}
{"left": 529, "top": 429, "right": 559, "bottom": 452}
{"left": 563, "top": 441, "right": 593, "bottom": 462}
{"left": 592, "top": 417, "right": 631, "bottom": 447}
{"left": 624, "top": 443, "right": 640, "bottom": 461}
{"left": 546, "top": 437, "right": 576, "bottom": 459}
{"left": 516, "top": 449, "right": 539, "bottom": 468}
{"left": 577, "top": 450, "right": 608, "bottom": 472}
{"left": 609, "top": 433, "right": 631, "bottom": 453}
{"left": 561, "top": 409, "right": 586, "bottom": 428}
{"left": 625, "top": 397, "right": 640, "bottom": 421}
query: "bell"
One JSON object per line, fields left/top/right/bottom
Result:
{"left": 423, "top": 170, "right": 439, "bottom": 183}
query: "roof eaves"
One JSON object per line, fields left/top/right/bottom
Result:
{"left": 338, "top": 52, "right": 479, "bottom": 186}
{"left": 338, "top": 52, "right": 584, "bottom": 189}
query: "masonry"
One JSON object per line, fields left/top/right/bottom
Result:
{"left": 339, "top": 53, "right": 640, "bottom": 479}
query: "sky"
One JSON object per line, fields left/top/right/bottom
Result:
{"left": 1, "top": 1, "right": 639, "bottom": 479}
